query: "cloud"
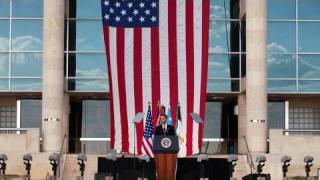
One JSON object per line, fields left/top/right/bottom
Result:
{"left": 12, "top": 36, "right": 42, "bottom": 51}
{"left": 12, "top": 52, "right": 41, "bottom": 65}
{"left": 210, "top": 22, "right": 229, "bottom": 39}
{"left": 210, "top": 5, "right": 229, "bottom": 19}
{"left": 76, "top": 79, "right": 107, "bottom": 91}
{"left": 0, "top": 54, "right": 8, "bottom": 75}
{"left": 210, "top": 45, "right": 226, "bottom": 53}
{"left": 0, "top": 37, "right": 9, "bottom": 51}
{"left": 267, "top": 42, "right": 288, "bottom": 54}
{"left": 299, "top": 58, "right": 320, "bottom": 78}
{"left": 76, "top": 69, "right": 107, "bottom": 77}
{"left": 267, "top": 42, "right": 293, "bottom": 65}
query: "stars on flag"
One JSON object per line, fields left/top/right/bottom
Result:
{"left": 102, "top": 0, "right": 159, "bottom": 28}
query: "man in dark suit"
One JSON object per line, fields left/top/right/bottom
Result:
{"left": 155, "top": 114, "right": 176, "bottom": 136}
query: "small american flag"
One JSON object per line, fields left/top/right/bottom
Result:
{"left": 142, "top": 104, "right": 154, "bottom": 157}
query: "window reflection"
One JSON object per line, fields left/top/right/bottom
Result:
{"left": 11, "top": 53, "right": 42, "bottom": 77}
{"left": 82, "top": 100, "right": 110, "bottom": 138}
{"left": 76, "top": 0, "right": 101, "bottom": 18}
{"left": 268, "top": 22, "right": 295, "bottom": 53}
{"left": 12, "top": 0, "right": 43, "bottom": 17}
{"left": 20, "top": 99, "right": 42, "bottom": 129}
{"left": 268, "top": 102, "right": 285, "bottom": 129}
{"left": 68, "top": 53, "right": 107, "bottom": 78}
{"left": 210, "top": 21, "right": 239, "bottom": 52}
{"left": 204, "top": 102, "right": 222, "bottom": 138}
{"left": 208, "top": 54, "right": 239, "bottom": 78}
{"left": 299, "top": 80, "right": 320, "bottom": 92}
{"left": 68, "top": 79, "right": 108, "bottom": 92}
{"left": 299, "top": 55, "right": 320, "bottom": 79}
{"left": 0, "top": 0, "right": 9, "bottom": 17}
{"left": 267, "top": 0, "right": 295, "bottom": 20}
{"left": 0, "top": 53, "right": 9, "bottom": 77}
{"left": 268, "top": 54, "right": 296, "bottom": 78}
{"left": 210, "top": 0, "right": 239, "bottom": 19}
{"left": 268, "top": 80, "right": 296, "bottom": 92}
{"left": 76, "top": 20, "right": 105, "bottom": 51}
{"left": 0, "top": 20, "right": 9, "bottom": 51}
{"left": 298, "top": 0, "right": 320, "bottom": 20}
{"left": 11, "top": 78, "right": 42, "bottom": 91}
{"left": 207, "top": 79, "right": 239, "bottom": 92}
{"left": 299, "top": 22, "right": 320, "bottom": 53}
{"left": 12, "top": 20, "right": 43, "bottom": 51}
{"left": 0, "top": 78, "right": 8, "bottom": 91}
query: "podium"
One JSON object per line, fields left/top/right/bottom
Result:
{"left": 153, "top": 135, "right": 179, "bottom": 180}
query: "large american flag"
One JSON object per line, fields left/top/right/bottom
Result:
{"left": 101, "top": 0, "right": 210, "bottom": 157}
{"left": 142, "top": 104, "right": 154, "bottom": 157}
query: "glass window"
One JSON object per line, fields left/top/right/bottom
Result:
{"left": 0, "top": 0, "right": 9, "bottom": 17}
{"left": 0, "top": 53, "right": 9, "bottom": 77}
{"left": 82, "top": 100, "right": 110, "bottom": 138}
{"left": 299, "top": 80, "right": 320, "bottom": 92}
{"left": 68, "top": 53, "right": 107, "bottom": 78}
{"left": 12, "top": 0, "right": 43, "bottom": 17}
{"left": 208, "top": 54, "right": 239, "bottom": 78}
{"left": 299, "top": 22, "right": 320, "bottom": 53}
{"left": 69, "top": 79, "right": 108, "bottom": 92}
{"left": 20, "top": 99, "right": 42, "bottom": 129}
{"left": 11, "top": 53, "right": 42, "bottom": 77}
{"left": 0, "top": 20, "right": 9, "bottom": 51}
{"left": 268, "top": 80, "right": 296, "bottom": 92}
{"left": 12, "top": 20, "right": 43, "bottom": 51}
{"left": 268, "top": 22, "right": 295, "bottom": 53}
{"left": 204, "top": 102, "right": 222, "bottom": 138}
{"left": 267, "top": 0, "right": 295, "bottom": 20}
{"left": 298, "top": 0, "right": 320, "bottom": 20}
{"left": 210, "top": 0, "right": 230, "bottom": 19}
{"left": 11, "top": 78, "right": 42, "bottom": 91}
{"left": 289, "top": 107, "right": 320, "bottom": 133}
{"left": 77, "top": 0, "right": 101, "bottom": 18}
{"left": 210, "top": 21, "right": 239, "bottom": 52}
{"left": 0, "top": 78, "right": 9, "bottom": 91}
{"left": 76, "top": 20, "right": 105, "bottom": 51}
{"left": 268, "top": 102, "right": 285, "bottom": 129}
{"left": 268, "top": 54, "right": 296, "bottom": 78}
{"left": 299, "top": 55, "right": 320, "bottom": 79}
{"left": 207, "top": 79, "right": 239, "bottom": 92}
{"left": 0, "top": 106, "right": 16, "bottom": 128}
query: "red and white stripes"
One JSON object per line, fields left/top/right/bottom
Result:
{"left": 103, "top": 0, "right": 210, "bottom": 157}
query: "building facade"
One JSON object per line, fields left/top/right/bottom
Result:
{"left": 1, "top": 0, "right": 320, "bottom": 178}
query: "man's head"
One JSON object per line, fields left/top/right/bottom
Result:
{"left": 160, "top": 114, "right": 167, "bottom": 124}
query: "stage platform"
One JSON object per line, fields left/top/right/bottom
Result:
{"left": 95, "top": 155, "right": 231, "bottom": 180}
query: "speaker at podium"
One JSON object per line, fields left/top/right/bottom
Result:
{"left": 153, "top": 135, "right": 179, "bottom": 180}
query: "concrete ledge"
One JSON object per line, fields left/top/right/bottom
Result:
{"left": 0, "top": 128, "right": 40, "bottom": 154}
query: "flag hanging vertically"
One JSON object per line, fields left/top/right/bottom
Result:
{"left": 142, "top": 104, "right": 154, "bottom": 157}
{"left": 101, "top": 0, "right": 210, "bottom": 157}
{"left": 166, "top": 105, "right": 173, "bottom": 126}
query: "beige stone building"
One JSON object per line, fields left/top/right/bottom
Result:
{"left": 1, "top": 0, "right": 320, "bottom": 179}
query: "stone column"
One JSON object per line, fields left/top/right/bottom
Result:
{"left": 237, "top": 93, "right": 247, "bottom": 154}
{"left": 42, "top": 0, "right": 65, "bottom": 152}
{"left": 245, "top": 0, "right": 268, "bottom": 153}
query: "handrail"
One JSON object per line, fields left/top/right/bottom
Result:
{"left": 283, "top": 129, "right": 320, "bottom": 133}
{"left": 57, "top": 134, "right": 67, "bottom": 178}
{"left": 243, "top": 136, "right": 254, "bottom": 174}
{"left": 0, "top": 128, "right": 28, "bottom": 131}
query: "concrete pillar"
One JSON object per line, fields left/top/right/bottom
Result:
{"left": 237, "top": 93, "right": 247, "bottom": 154}
{"left": 245, "top": 0, "right": 268, "bottom": 153}
{"left": 42, "top": 0, "right": 65, "bottom": 152}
